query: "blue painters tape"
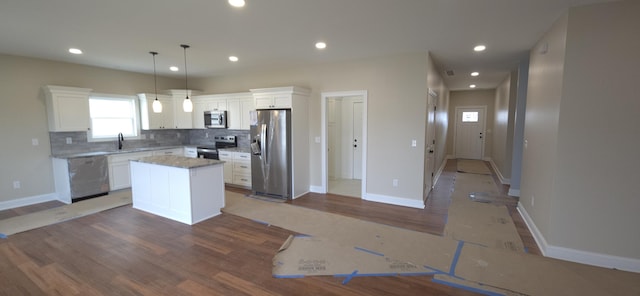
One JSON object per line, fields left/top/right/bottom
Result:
{"left": 342, "top": 270, "right": 358, "bottom": 285}
{"left": 449, "top": 240, "right": 465, "bottom": 276}
{"left": 273, "top": 274, "right": 305, "bottom": 279}
{"left": 354, "top": 246, "right": 384, "bottom": 257}
{"left": 294, "top": 234, "right": 311, "bottom": 238}
{"left": 0, "top": 233, "right": 7, "bottom": 239}
{"left": 251, "top": 219, "right": 270, "bottom": 226}
{"left": 432, "top": 278, "right": 504, "bottom": 296}
{"left": 524, "top": 246, "right": 529, "bottom": 253}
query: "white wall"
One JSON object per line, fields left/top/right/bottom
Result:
{"left": 193, "top": 53, "right": 431, "bottom": 206}
{"left": 0, "top": 54, "right": 183, "bottom": 206}
{"left": 491, "top": 70, "right": 518, "bottom": 183}
{"left": 520, "top": 0, "right": 640, "bottom": 270}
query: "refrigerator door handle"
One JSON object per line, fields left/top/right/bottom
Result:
{"left": 261, "top": 123, "right": 268, "bottom": 163}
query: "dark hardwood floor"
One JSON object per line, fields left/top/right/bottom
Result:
{"left": 0, "top": 160, "right": 538, "bottom": 295}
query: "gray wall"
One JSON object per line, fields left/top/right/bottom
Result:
{"left": 521, "top": 0, "right": 640, "bottom": 266}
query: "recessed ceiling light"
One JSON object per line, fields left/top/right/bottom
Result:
{"left": 170, "top": 66, "right": 179, "bottom": 72}
{"left": 470, "top": 84, "right": 477, "bottom": 88}
{"left": 471, "top": 72, "right": 479, "bottom": 76}
{"left": 229, "top": 56, "right": 239, "bottom": 62}
{"left": 315, "top": 42, "right": 327, "bottom": 50}
{"left": 228, "top": 0, "right": 245, "bottom": 8}
{"left": 473, "top": 45, "right": 486, "bottom": 52}
{"left": 68, "top": 48, "right": 83, "bottom": 55}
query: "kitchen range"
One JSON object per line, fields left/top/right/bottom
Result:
{"left": 196, "top": 135, "right": 237, "bottom": 160}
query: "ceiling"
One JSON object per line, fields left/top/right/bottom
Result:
{"left": 0, "top": 0, "right": 614, "bottom": 90}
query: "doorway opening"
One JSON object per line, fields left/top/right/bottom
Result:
{"left": 321, "top": 91, "right": 367, "bottom": 198}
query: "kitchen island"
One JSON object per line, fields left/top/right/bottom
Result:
{"left": 130, "top": 155, "right": 225, "bottom": 225}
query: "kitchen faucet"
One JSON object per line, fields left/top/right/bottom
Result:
{"left": 118, "top": 132, "right": 124, "bottom": 150}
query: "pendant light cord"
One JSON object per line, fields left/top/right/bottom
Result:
{"left": 181, "top": 44, "right": 190, "bottom": 100}
{"left": 150, "top": 51, "right": 158, "bottom": 99}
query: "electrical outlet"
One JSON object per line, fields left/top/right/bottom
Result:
{"left": 66, "top": 137, "right": 72, "bottom": 144}
{"left": 315, "top": 136, "right": 321, "bottom": 143}
{"left": 524, "top": 139, "right": 528, "bottom": 149}
{"left": 411, "top": 140, "right": 417, "bottom": 147}
{"left": 205, "top": 133, "right": 209, "bottom": 138}
{"left": 392, "top": 179, "right": 398, "bottom": 187}
{"left": 32, "top": 138, "right": 39, "bottom": 146}
{"left": 141, "top": 134, "right": 146, "bottom": 139}
{"left": 150, "top": 134, "right": 155, "bottom": 140}
{"left": 13, "top": 181, "right": 20, "bottom": 189}
{"left": 177, "top": 132, "right": 181, "bottom": 138}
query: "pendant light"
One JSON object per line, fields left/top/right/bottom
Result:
{"left": 181, "top": 44, "right": 193, "bottom": 112}
{"left": 150, "top": 51, "right": 162, "bottom": 113}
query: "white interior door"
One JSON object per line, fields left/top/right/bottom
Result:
{"left": 352, "top": 102, "right": 363, "bottom": 179}
{"left": 455, "top": 107, "right": 486, "bottom": 160}
{"left": 424, "top": 96, "right": 436, "bottom": 191}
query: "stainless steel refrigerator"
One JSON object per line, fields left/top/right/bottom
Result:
{"left": 250, "top": 109, "right": 292, "bottom": 199}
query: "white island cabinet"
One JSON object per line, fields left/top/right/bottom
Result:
{"left": 130, "top": 155, "right": 225, "bottom": 225}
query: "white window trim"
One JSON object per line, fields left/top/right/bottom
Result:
{"left": 87, "top": 93, "right": 142, "bottom": 142}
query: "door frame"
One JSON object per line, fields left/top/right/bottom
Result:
{"left": 320, "top": 90, "right": 368, "bottom": 196}
{"left": 453, "top": 105, "right": 487, "bottom": 160}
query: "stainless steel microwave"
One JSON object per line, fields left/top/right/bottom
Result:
{"left": 204, "top": 110, "right": 227, "bottom": 128}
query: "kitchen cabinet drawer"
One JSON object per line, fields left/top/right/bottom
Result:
{"left": 218, "top": 151, "right": 233, "bottom": 160}
{"left": 233, "top": 161, "right": 251, "bottom": 173}
{"left": 152, "top": 148, "right": 183, "bottom": 156}
{"left": 233, "top": 173, "right": 251, "bottom": 187}
{"left": 233, "top": 152, "right": 251, "bottom": 162}
{"left": 184, "top": 147, "right": 197, "bottom": 158}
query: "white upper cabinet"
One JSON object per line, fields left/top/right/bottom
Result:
{"left": 253, "top": 94, "right": 292, "bottom": 109}
{"left": 43, "top": 85, "right": 93, "bottom": 132}
{"left": 226, "top": 93, "right": 254, "bottom": 130}
{"left": 167, "top": 89, "right": 199, "bottom": 129}
{"left": 138, "top": 93, "right": 174, "bottom": 129}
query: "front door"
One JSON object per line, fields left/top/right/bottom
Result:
{"left": 455, "top": 107, "right": 486, "bottom": 160}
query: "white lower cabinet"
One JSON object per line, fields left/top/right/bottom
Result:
{"left": 218, "top": 151, "right": 234, "bottom": 184}
{"left": 232, "top": 152, "right": 251, "bottom": 187}
{"left": 219, "top": 150, "right": 251, "bottom": 188}
{"left": 108, "top": 151, "right": 152, "bottom": 191}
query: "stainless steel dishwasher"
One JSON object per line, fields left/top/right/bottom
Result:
{"left": 67, "top": 155, "right": 110, "bottom": 202}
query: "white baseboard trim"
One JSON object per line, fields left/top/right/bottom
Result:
{"left": 363, "top": 193, "right": 425, "bottom": 209}
{"left": 309, "top": 185, "right": 325, "bottom": 194}
{"left": 508, "top": 188, "right": 520, "bottom": 197}
{"left": 0, "top": 193, "right": 59, "bottom": 211}
{"left": 517, "top": 202, "right": 640, "bottom": 273}
{"left": 432, "top": 158, "right": 448, "bottom": 187}
{"left": 488, "top": 159, "right": 511, "bottom": 185}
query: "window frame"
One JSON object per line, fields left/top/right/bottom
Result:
{"left": 87, "top": 93, "right": 141, "bottom": 142}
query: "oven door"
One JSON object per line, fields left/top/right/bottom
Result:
{"left": 196, "top": 148, "right": 219, "bottom": 160}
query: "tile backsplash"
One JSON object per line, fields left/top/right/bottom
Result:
{"left": 50, "top": 129, "right": 250, "bottom": 156}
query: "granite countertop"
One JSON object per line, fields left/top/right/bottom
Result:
{"left": 52, "top": 146, "right": 184, "bottom": 159}
{"left": 135, "top": 155, "right": 224, "bottom": 169}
